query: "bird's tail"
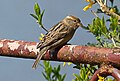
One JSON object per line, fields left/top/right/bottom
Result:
{"left": 32, "top": 49, "right": 47, "bottom": 69}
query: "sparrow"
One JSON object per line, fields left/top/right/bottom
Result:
{"left": 32, "top": 15, "right": 82, "bottom": 69}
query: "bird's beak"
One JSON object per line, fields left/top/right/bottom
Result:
{"left": 77, "top": 22, "right": 82, "bottom": 27}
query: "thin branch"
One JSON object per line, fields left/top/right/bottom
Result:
{"left": 91, "top": 10, "right": 98, "bottom": 17}
{"left": 36, "top": 20, "right": 48, "bottom": 32}
{"left": 111, "top": 37, "right": 117, "bottom": 47}
{"left": 40, "top": 24, "right": 48, "bottom": 32}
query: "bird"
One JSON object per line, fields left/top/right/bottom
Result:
{"left": 32, "top": 15, "right": 82, "bottom": 69}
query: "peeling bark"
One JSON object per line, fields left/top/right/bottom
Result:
{"left": 0, "top": 39, "right": 120, "bottom": 67}
{"left": 0, "top": 39, "right": 120, "bottom": 80}
{"left": 0, "top": 39, "right": 38, "bottom": 59}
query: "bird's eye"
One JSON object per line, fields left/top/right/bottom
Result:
{"left": 73, "top": 20, "right": 77, "bottom": 22}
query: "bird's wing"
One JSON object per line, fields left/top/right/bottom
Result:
{"left": 37, "top": 22, "right": 69, "bottom": 49}
{"left": 40, "top": 30, "right": 68, "bottom": 49}
{"left": 37, "top": 22, "right": 63, "bottom": 49}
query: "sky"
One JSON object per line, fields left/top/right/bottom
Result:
{"left": 0, "top": 0, "right": 119, "bottom": 81}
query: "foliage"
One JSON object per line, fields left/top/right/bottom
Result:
{"left": 30, "top": 3, "right": 48, "bottom": 32}
{"left": 40, "top": 61, "right": 66, "bottom": 81}
{"left": 87, "top": 16, "right": 120, "bottom": 48}
{"left": 72, "top": 64, "right": 97, "bottom": 81}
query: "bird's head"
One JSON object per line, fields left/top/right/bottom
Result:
{"left": 63, "top": 15, "right": 82, "bottom": 29}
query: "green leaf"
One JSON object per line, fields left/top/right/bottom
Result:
{"left": 40, "top": 9, "right": 45, "bottom": 24}
{"left": 88, "top": 17, "right": 102, "bottom": 36}
{"left": 38, "top": 10, "right": 45, "bottom": 25}
{"left": 101, "top": 17, "right": 108, "bottom": 36}
{"left": 73, "top": 73, "right": 81, "bottom": 80}
{"left": 109, "top": 0, "right": 114, "bottom": 6}
{"left": 34, "top": 3, "right": 41, "bottom": 16}
{"left": 61, "top": 74, "right": 66, "bottom": 81}
{"left": 80, "top": 68, "right": 86, "bottom": 79}
{"left": 30, "top": 14, "right": 38, "bottom": 20}
{"left": 42, "top": 72, "right": 48, "bottom": 80}
{"left": 38, "top": 14, "right": 42, "bottom": 25}
{"left": 73, "top": 63, "right": 80, "bottom": 69}
{"left": 110, "top": 16, "right": 118, "bottom": 31}
{"left": 57, "top": 65, "right": 60, "bottom": 72}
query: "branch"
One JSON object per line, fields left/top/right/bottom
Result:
{"left": 90, "top": 65, "right": 120, "bottom": 81}
{"left": 0, "top": 39, "right": 120, "bottom": 80}
{"left": 96, "top": 0, "right": 120, "bottom": 21}
{"left": 0, "top": 39, "right": 120, "bottom": 67}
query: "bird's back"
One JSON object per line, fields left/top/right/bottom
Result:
{"left": 38, "top": 22, "right": 76, "bottom": 50}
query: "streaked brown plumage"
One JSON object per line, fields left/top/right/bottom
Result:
{"left": 32, "top": 15, "right": 82, "bottom": 69}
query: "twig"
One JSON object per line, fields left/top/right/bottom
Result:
{"left": 36, "top": 20, "right": 48, "bottom": 32}
{"left": 40, "top": 24, "right": 48, "bottom": 32}
{"left": 111, "top": 37, "right": 117, "bottom": 47}
{"left": 91, "top": 10, "right": 98, "bottom": 17}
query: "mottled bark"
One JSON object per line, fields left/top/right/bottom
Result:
{"left": 0, "top": 39, "right": 120, "bottom": 65}
{"left": 0, "top": 39, "right": 120, "bottom": 80}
